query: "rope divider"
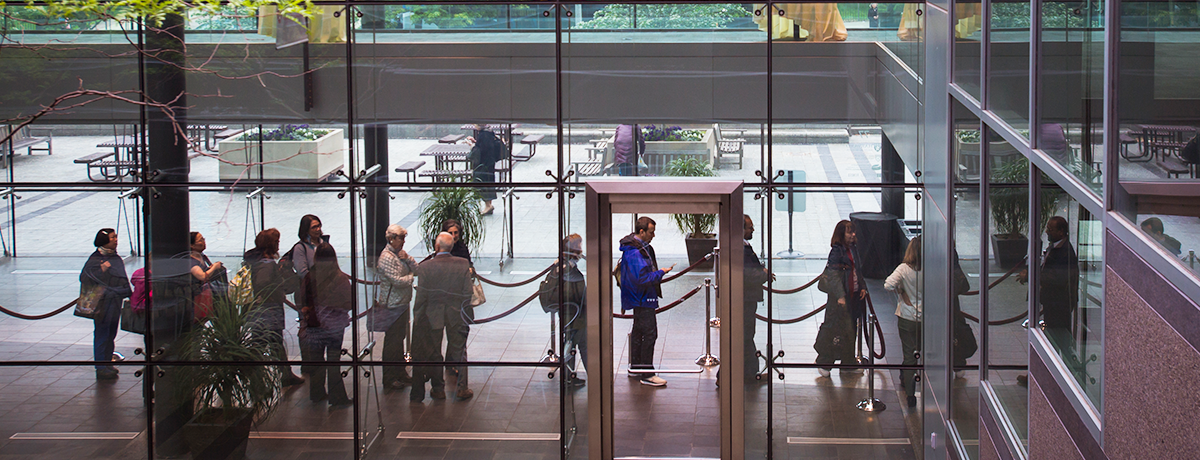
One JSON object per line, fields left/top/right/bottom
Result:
{"left": 964, "top": 259, "right": 1028, "bottom": 296}
{"left": 763, "top": 274, "right": 821, "bottom": 294}
{"left": 0, "top": 299, "right": 78, "bottom": 320}
{"left": 863, "top": 292, "right": 886, "bottom": 360}
{"left": 755, "top": 304, "right": 826, "bottom": 324}
{"left": 962, "top": 310, "right": 1028, "bottom": 326}
{"left": 476, "top": 263, "right": 555, "bottom": 288}
{"left": 661, "top": 252, "right": 715, "bottom": 283}
{"left": 612, "top": 284, "right": 703, "bottom": 319}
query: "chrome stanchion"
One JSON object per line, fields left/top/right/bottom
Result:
{"left": 696, "top": 278, "right": 719, "bottom": 366}
{"left": 543, "top": 314, "right": 561, "bottom": 379}
{"left": 857, "top": 313, "right": 886, "bottom": 412}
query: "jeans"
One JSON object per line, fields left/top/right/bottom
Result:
{"left": 629, "top": 307, "right": 658, "bottom": 377}
{"left": 381, "top": 310, "right": 411, "bottom": 384}
{"left": 92, "top": 297, "right": 121, "bottom": 370}
{"left": 304, "top": 327, "right": 348, "bottom": 403}
{"left": 897, "top": 317, "right": 922, "bottom": 398}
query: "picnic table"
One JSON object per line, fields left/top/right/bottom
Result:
{"left": 419, "top": 143, "right": 471, "bottom": 171}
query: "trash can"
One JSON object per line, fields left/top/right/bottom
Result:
{"left": 849, "top": 212, "right": 904, "bottom": 279}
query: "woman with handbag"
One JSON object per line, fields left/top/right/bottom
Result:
{"left": 376, "top": 224, "right": 417, "bottom": 390}
{"left": 299, "top": 243, "right": 353, "bottom": 408}
{"left": 80, "top": 228, "right": 132, "bottom": 380}
{"left": 244, "top": 228, "right": 305, "bottom": 387}
{"left": 885, "top": 236, "right": 923, "bottom": 407}
{"left": 814, "top": 220, "right": 867, "bottom": 378}
{"left": 187, "top": 232, "right": 224, "bottom": 322}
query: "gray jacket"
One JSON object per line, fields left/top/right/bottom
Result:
{"left": 413, "top": 253, "right": 473, "bottom": 330}
{"left": 377, "top": 245, "right": 416, "bottom": 312}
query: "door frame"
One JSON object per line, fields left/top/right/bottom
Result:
{"left": 584, "top": 178, "right": 746, "bottom": 460}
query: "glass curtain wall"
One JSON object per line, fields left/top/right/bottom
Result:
{"left": 0, "top": 2, "right": 927, "bottom": 459}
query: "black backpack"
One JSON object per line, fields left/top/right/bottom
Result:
{"left": 1182, "top": 136, "right": 1199, "bottom": 164}
{"left": 538, "top": 268, "right": 561, "bottom": 313}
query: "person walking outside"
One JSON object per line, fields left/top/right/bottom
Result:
{"left": 619, "top": 217, "right": 673, "bottom": 387}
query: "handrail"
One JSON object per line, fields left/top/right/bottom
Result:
{"left": 964, "top": 258, "right": 1028, "bottom": 296}
{"left": 0, "top": 299, "right": 78, "bottom": 320}
{"left": 613, "top": 284, "right": 703, "bottom": 319}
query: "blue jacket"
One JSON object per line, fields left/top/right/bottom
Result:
{"left": 618, "top": 233, "right": 663, "bottom": 310}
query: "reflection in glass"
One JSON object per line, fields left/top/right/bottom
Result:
{"left": 953, "top": 0, "right": 983, "bottom": 99}
{"left": 1037, "top": 182, "right": 1102, "bottom": 409}
{"left": 1039, "top": 0, "right": 1104, "bottom": 192}
{"left": 989, "top": 0, "right": 1031, "bottom": 132}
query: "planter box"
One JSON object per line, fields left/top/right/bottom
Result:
{"left": 639, "top": 129, "right": 716, "bottom": 175}
{"left": 217, "top": 129, "right": 344, "bottom": 181}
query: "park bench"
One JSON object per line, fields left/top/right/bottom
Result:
{"left": 2, "top": 125, "right": 52, "bottom": 157}
{"left": 394, "top": 160, "right": 426, "bottom": 182}
{"left": 75, "top": 151, "right": 137, "bottom": 182}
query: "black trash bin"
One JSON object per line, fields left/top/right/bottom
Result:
{"left": 849, "top": 212, "right": 904, "bottom": 279}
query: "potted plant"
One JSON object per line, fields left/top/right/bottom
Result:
{"left": 175, "top": 297, "right": 282, "bottom": 460}
{"left": 218, "top": 124, "right": 345, "bottom": 181}
{"left": 989, "top": 156, "right": 1063, "bottom": 269}
{"left": 663, "top": 157, "right": 719, "bottom": 269}
{"left": 417, "top": 187, "right": 485, "bottom": 254}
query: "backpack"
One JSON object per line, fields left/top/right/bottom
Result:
{"left": 538, "top": 269, "right": 561, "bottom": 313}
{"left": 228, "top": 263, "right": 254, "bottom": 306}
{"left": 1182, "top": 135, "right": 1199, "bottom": 164}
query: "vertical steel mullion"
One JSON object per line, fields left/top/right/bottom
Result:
{"left": 1098, "top": 0, "right": 1120, "bottom": 420}
{"left": 342, "top": 5, "right": 360, "bottom": 458}
{"left": 764, "top": 4, "right": 775, "bottom": 459}
{"left": 555, "top": 4, "right": 566, "bottom": 459}
{"left": 979, "top": 124, "right": 990, "bottom": 380}
{"left": 1028, "top": 161, "right": 1041, "bottom": 357}
{"left": 981, "top": 0, "right": 992, "bottom": 109}
{"left": 1030, "top": 0, "right": 1043, "bottom": 148}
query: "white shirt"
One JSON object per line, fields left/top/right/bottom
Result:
{"left": 884, "top": 263, "right": 922, "bottom": 321}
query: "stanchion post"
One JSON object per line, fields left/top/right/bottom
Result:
{"left": 696, "top": 278, "right": 719, "bottom": 366}
{"left": 856, "top": 313, "right": 885, "bottom": 412}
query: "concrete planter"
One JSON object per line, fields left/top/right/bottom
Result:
{"left": 640, "top": 129, "right": 716, "bottom": 175}
{"left": 217, "top": 129, "right": 344, "bottom": 181}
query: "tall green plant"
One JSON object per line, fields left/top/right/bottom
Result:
{"left": 175, "top": 298, "right": 282, "bottom": 424}
{"left": 418, "top": 187, "right": 485, "bottom": 253}
{"left": 990, "top": 156, "right": 1063, "bottom": 237}
{"left": 664, "top": 157, "right": 718, "bottom": 238}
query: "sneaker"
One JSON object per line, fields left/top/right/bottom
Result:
{"left": 455, "top": 388, "right": 474, "bottom": 400}
{"left": 817, "top": 368, "right": 831, "bottom": 378}
{"left": 640, "top": 376, "right": 667, "bottom": 387}
{"left": 482, "top": 205, "right": 495, "bottom": 215}
{"left": 569, "top": 376, "right": 587, "bottom": 387}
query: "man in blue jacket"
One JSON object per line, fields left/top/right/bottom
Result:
{"left": 619, "top": 217, "right": 674, "bottom": 387}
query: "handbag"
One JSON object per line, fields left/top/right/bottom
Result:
{"left": 193, "top": 285, "right": 214, "bottom": 322}
{"left": 469, "top": 277, "right": 486, "bottom": 307}
{"left": 120, "top": 299, "right": 146, "bottom": 334}
{"left": 813, "top": 321, "right": 852, "bottom": 357}
{"left": 74, "top": 283, "right": 106, "bottom": 319}
{"left": 367, "top": 300, "right": 405, "bottom": 332}
{"left": 816, "top": 273, "right": 831, "bottom": 294}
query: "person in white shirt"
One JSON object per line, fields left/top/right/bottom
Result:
{"left": 884, "top": 236, "right": 923, "bottom": 408}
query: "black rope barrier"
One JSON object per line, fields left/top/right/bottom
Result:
{"left": 961, "top": 310, "right": 1029, "bottom": 326}
{"left": 612, "top": 284, "right": 703, "bottom": 319}
{"left": 863, "top": 292, "right": 885, "bottom": 360}
{"left": 661, "top": 252, "right": 715, "bottom": 283}
{"left": 0, "top": 299, "right": 78, "bottom": 320}
{"left": 763, "top": 274, "right": 822, "bottom": 295}
{"left": 755, "top": 304, "right": 826, "bottom": 324}
{"left": 477, "top": 264, "right": 554, "bottom": 288}
{"left": 964, "top": 259, "right": 1028, "bottom": 296}
{"left": 469, "top": 291, "right": 540, "bottom": 324}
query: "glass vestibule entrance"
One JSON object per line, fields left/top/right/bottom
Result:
{"left": 584, "top": 179, "right": 747, "bottom": 460}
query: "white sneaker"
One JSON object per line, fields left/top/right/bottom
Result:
{"left": 955, "top": 370, "right": 966, "bottom": 379}
{"left": 640, "top": 376, "right": 667, "bottom": 387}
{"left": 818, "top": 368, "right": 831, "bottom": 378}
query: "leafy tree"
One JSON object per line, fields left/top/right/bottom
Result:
{"left": 573, "top": 3, "right": 750, "bottom": 29}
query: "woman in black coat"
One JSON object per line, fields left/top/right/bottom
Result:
{"left": 467, "top": 125, "right": 504, "bottom": 215}
{"left": 814, "top": 220, "right": 867, "bottom": 377}
{"left": 80, "top": 228, "right": 132, "bottom": 380}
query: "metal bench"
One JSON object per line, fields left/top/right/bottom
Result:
{"left": 515, "top": 134, "right": 544, "bottom": 161}
{"left": 210, "top": 128, "right": 246, "bottom": 150}
{"left": 2, "top": 125, "right": 52, "bottom": 156}
{"left": 76, "top": 152, "right": 136, "bottom": 182}
{"left": 394, "top": 160, "right": 426, "bottom": 182}
{"left": 418, "top": 169, "right": 472, "bottom": 183}
{"left": 439, "top": 134, "right": 466, "bottom": 144}
{"left": 570, "top": 160, "right": 606, "bottom": 181}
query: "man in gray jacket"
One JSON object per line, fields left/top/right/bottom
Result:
{"left": 411, "top": 232, "right": 475, "bottom": 402}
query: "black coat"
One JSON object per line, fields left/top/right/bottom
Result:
{"left": 1040, "top": 240, "right": 1079, "bottom": 329}
{"left": 80, "top": 250, "right": 132, "bottom": 304}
